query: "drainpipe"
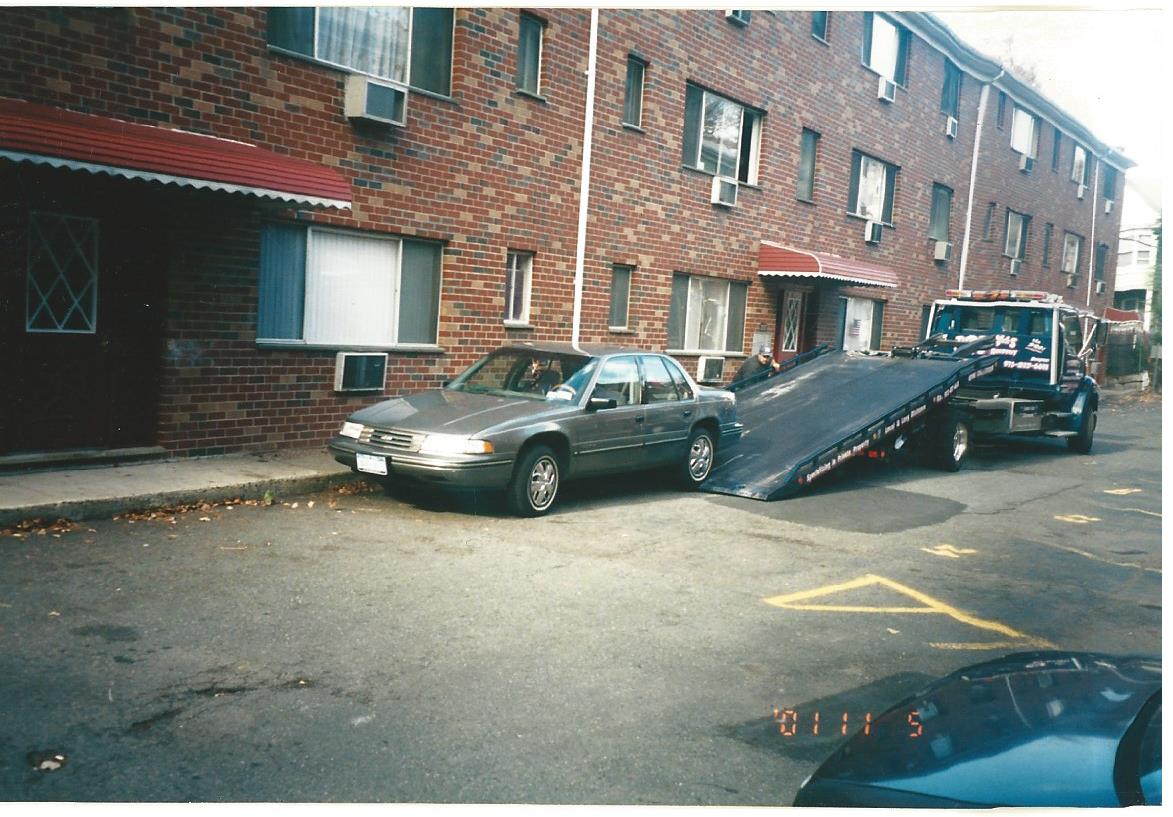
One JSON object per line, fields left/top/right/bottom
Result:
{"left": 957, "top": 70, "right": 1002, "bottom": 290}
{"left": 1084, "top": 152, "right": 1102, "bottom": 308}
{"left": 570, "top": 8, "right": 599, "bottom": 352}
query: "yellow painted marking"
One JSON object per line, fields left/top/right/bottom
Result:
{"left": 1103, "top": 488, "right": 1142, "bottom": 496}
{"left": 1040, "top": 542, "right": 1161, "bottom": 575}
{"left": 1054, "top": 514, "right": 1101, "bottom": 524}
{"left": 763, "top": 574, "right": 1051, "bottom": 649}
{"left": 930, "top": 639, "right": 1055, "bottom": 651}
{"left": 1119, "top": 507, "right": 1162, "bottom": 518}
{"left": 921, "top": 544, "right": 977, "bottom": 559}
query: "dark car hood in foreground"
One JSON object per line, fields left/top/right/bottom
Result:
{"left": 349, "top": 388, "right": 565, "bottom": 436}
{"left": 795, "top": 651, "right": 1161, "bottom": 807}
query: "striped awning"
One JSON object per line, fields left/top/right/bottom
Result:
{"left": 758, "top": 241, "right": 899, "bottom": 288}
{"left": 0, "top": 98, "right": 352, "bottom": 209}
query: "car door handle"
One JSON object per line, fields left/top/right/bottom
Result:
{"left": 634, "top": 416, "right": 644, "bottom": 424}
{"left": 682, "top": 409, "right": 692, "bottom": 417}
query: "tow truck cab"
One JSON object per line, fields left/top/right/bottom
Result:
{"left": 924, "top": 289, "right": 1100, "bottom": 452}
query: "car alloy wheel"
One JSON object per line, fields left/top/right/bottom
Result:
{"left": 683, "top": 428, "right": 715, "bottom": 486}
{"left": 527, "top": 454, "right": 558, "bottom": 512}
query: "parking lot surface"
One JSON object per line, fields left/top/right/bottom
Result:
{"left": 0, "top": 395, "right": 1160, "bottom": 803}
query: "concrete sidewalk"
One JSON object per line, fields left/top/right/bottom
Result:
{"left": 0, "top": 448, "right": 359, "bottom": 527}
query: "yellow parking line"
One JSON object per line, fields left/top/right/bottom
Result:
{"left": 930, "top": 639, "right": 1055, "bottom": 651}
{"left": 1118, "top": 507, "right": 1161, "bottom": 518}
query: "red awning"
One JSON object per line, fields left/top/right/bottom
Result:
{"left": 757, "top": 241, "right": 899, "bottom": 288}
{"left": 0, "top": 98, "right": 351, "bottom": 209}
{"left": 1103, "top": 306, "right": 1143, "bottom": 324}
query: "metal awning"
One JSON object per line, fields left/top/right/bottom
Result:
{"left": 0, "top": 98, "right": 352, "bottom": 209}
{"left": 758, "top": 241, "right": 899, "bottom": 288}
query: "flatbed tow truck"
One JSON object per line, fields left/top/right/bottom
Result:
{"left": 703, "top": 290, "right": 1103, "bottom": 501}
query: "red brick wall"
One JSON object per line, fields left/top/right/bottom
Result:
{"left": 0, "top": 8, "right": 1125, "bottom": 455}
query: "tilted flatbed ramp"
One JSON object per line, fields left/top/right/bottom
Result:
{"left": 703, "top": 350, "right": 998, "bottom": 500}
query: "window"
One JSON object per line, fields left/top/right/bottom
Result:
{"left": 848, "top": 150, "right": 897, "bottom": 223}
{"left": 1051, "top": 126, "right": 1062, "bottom": 172}
{"left": 983, "top": 203, "right": 996, "bottom": 240}
{"left": 811, "top": 11, "right": 830, "bottom": 41}
{"left": 1102, "top": 165, "right": 1119, "bottom": 202}
{"left": 1004, "top": 209, "right": 1031, "bottom": 260}
{"left": 1137, "top": 246, "right": 1152, "bottom": 265}
{"left": 1062, "top": 232, "right": 1083, "bottom": 275}
{"left": 1072, "top": 144, "right": 1088, "bottom": 184}
{"left": 1010, "top": 107, "right": 1038, "bottom": 156}
{"left": 862, "top": 13, "right": 910, "bottom": 85}
{"left": 609, "top": 264, "right": 632, "bottom": 329}
{"left": 504, "top": 251, "right": 533, "bottom": 324}
{"left": 995, "top": 90, "right": 1006, "bottom": 130}
{"left": 682, "top": 83, "right": 762, "bottom": 184}
{"left": 1042, "top": 223, "right": 1054, "bottom": 267}
{"left": 1094, "top": 244, "right": 1108, "bottom": 281}
{"left": 839, "top": 296, "right": 884, "bottom": 353}
{"left": 726, "top": 10, "right": 751, "bottom": 26}
{"left": 666, "top": 273, "right": 747, "bottom": 353}
{"left": 940, "top": 60, "right": 962, "bottom": 119}
{"left": 641, "top": 355, "right": 684, "bottom": 403}
{"left": 267, "top": 8, "right": 452, "bottom": 95}
{"left": 516, "top": 13, "right": 544, "bottom": 95}
{"left": 623, "top": 55, "right": 646, "bottom": 128}
{"left": 26, "top": 212, "right": 98, "bottom": 334}
{"left": 796, "top": 128, "right": 819, "bottom": 202}
{"left": 595, "top": 356, "right": 641, "bottom": 407}
{"left": 929, "top": 183, "right": 953, "bottom": 242}
{"left": 257, "top": 224, "right": 442, "bottom": 346}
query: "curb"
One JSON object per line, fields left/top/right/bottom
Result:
{"left": 0, "top": 469, "right": 362, "bottom": 528}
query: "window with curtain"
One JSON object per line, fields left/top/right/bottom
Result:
{"left": 1062, "top": 232, "right": 1083, "bottom": 274}
{"left": 666, "top": 273, "right": 747, "bottom": 353}
{"left": 1010, "top": 107, "right": 1038, "bottom": 156}
{"left": 504, "top": 251, "right": 533, "bottom": 324}
{"left": 1003, "top": 210, "right": 1031, "bottom": 260}
{"left": 929, "top": 183, "right": 953, "bottom": 242}
{"left": 862, "top": 13, "right": 909, "bottom": 85}
{"left": 257, "top": 224, "right": 442, "bottom": 347}
{"left": 682, "top": 83, "right": 762, "bottom": 184}
{"left": 1072, "top": 144, "right": 1088, "bottom": 184}
{"left": 849, "top": 151, "right": 896, "bottom": 223}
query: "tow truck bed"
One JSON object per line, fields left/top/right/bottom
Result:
{"left": 703, "top": 350, "right": 997, "bottom": 500}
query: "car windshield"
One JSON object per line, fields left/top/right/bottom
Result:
{"left": 446, "top": 348, "right": 592, "bottom": 400}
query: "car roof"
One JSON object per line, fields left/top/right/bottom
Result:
{"left": 502, "top": 340, "right": 652, "bottom": 358}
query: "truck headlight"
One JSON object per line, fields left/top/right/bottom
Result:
{"left": 340, "top": 421, "right": 364, "bottom": 439}
{"left": 419, "top": 434, "right": 494, "bottom": 455}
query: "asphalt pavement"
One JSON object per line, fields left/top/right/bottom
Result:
{"left": 0, "top": 393, "right": 1160, "bottom": 803}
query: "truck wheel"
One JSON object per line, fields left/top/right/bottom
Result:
{"left": 679, "top": 427, "right": 715, "bottom": 489}
{"left": 929, "top": 413, "right": 971, "bottom": 472}
{"left": 507, "top": 444, "right": 560, "bottom": 517}
{"left": 1068, "top": 405, "right": 1096, "bottom": 454}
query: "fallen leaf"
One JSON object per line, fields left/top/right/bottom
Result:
{"left": 48, "top": 611, "right": 61, "bottom": 617}
{"left": 199, "top": 517, "right": 211, "bottom": 522}
{"left": 306, "top": 501, "right": 315, "bottom": 509}
{"left": 291, "top": 502, "right": 299, "bottom": 509}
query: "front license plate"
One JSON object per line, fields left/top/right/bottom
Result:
{"left": 355, "top": 453, "right": 388, "bottom": 476}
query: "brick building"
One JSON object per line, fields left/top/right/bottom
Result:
{"left": 0, "top": 8, "right": 1130, "bottom": 460}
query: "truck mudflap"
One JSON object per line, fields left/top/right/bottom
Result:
{"left": 702, "top": 351, "right": 998, "bottom": 501}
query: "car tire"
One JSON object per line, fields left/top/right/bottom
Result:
{"left": 1068, "top": 404, "right": 1096, "bottom": 454}
{"left": 507, "top": 444, "right": 560, "bottom": 517}
{"left": 927, "top": 411, "right": 970, "bottom": 472}
{"left": 679, "top": 426, "right": 716, "bottom": 489}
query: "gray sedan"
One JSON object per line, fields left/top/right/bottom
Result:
{"left": 327, "top": 342, "right": 741, "bottom": 515}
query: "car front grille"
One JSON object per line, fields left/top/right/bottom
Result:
{"left": 360, "top": 426, "right": 422, "bottom": 452}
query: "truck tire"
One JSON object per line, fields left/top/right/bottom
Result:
{"left": 678, "top": 426, "right": 715, "bottom": 489}
{"left": 1068, "top": 405, "right": 1096, "bottom": 454}
{"left": 507, "top": 444, "right": 560, "bottom": 517}
{"left": 928, "top": 412, "right": 971, "bottom": 472}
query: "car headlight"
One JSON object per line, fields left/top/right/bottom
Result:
{"left": 419, "top": 434, "right": 494, "bottom": 455}
{"left": 339, "top": 421, "right": 364, "bottom": 439}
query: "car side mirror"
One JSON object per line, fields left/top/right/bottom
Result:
{"left": 587, "top": 394, "right": 617, "bottom": 412}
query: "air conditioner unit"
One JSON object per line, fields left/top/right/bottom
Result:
{"left": 1018, "top": 153, "right": 1034, "bottom": 173}
{"left": 725, "top": 9, "right": 750, "bottom": 25}
{"left": 1076, "top": 183, "right": 1086, "bottom": 200}
{"left": 864, "top": 220, "right": 882, "bottom": 244}
{"left": 711, "top": 175, "right": 738, "bottom": 207}
{"left": 1095, "top": 281, "right": 1106, "bottom": 295}
{"left": 334, "top": 352, "right": 388, "bottom": 392}
{"left": 1066, "top": 274, "right": 1078, "bottom": 288}
{"left": 1105, "top": 199, "right": 1115, "bottom": 214}
{"left": 945, "top": 115, "right": 958, "bottom": 139}
{"left": 877, "top": 76, "right": 896, "bottom": 103}
{"left": 344, "top": 74, "right": 407, "bottom": 127}
{"left": 1009, "top": 258, "right": 1022, "bottom": 276}
{"left": 933, "top": 240, "right": 952, "bottom": 262}
{"left": 697, "top": 356, "right": 725, "bottom": 383}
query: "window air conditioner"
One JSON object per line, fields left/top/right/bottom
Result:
{"left": 697, "top": 356, "right": 725, "bottom": 383}
{"left": 945, "top": 115, "right": 958, "bottom": 139}
{"left": 334, "top": 352, "right": 388, "bottom": 392}
{"left": 1066, "top": 274, "right": 1078, "bottom": 288}
{"left": 1095, "top": 281, "right": 1106, "bottom": 295}
{"left": 725, "top": 9, "right": 751, "bottom": 25}
{"left": 877, "top": 76, "right": 896, "bottom": 103}
{"left": 864, "top": 220, "right": 882, "bottom": 244}
{"left": 933, "top": 240, "right": 952, "bottom": 262}
{"left": 711, "top": 176, "right": 738, "bottom": 207}
{"left": 344, "top": 74, "right": 407, "bottom": 127}
{"left": 1018, "top": 153, "right": 1034, "bottom": 173}
{"left": 1105, "top": 199, "right": 1115, "bottom": 214}
{"left": 1009, "top": 258, "right": 1022, "bottom": 276}
{"left": 1076, "top": 183, "right": 1086, "bottom": 200}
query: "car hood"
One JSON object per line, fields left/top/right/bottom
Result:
{"left": 800, "top": 651, "right": 1161, "bottom": 807}
{"left": 348, "top": 388, "right": 563, "bottom": 436}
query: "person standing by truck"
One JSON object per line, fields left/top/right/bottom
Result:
{"left": 734, "top": 344, "right": 781, "bottom": 384}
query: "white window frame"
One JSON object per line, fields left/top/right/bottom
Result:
{"left": 687, "top": 86, "right": 762, "bottom": 185}
{"left": 292, "top": 7, "right": 412, "bottom": 86}
{"left": 781, "top": 291, "right": 802, "bottom": 352}
{"left": 504, "top": 251, "right": 533, "bottom": 326}
{"left": 517, "top": 12, "right": 544, "bottom": 96}
{"left": 623, "top": 55, "right": 646, "bottom": 128}
{"left": 1062, "top": 232, "right": 1082, "bottom": 275}
{"left": 867, "top": 14, "right": 902, "bottom": 83}
{"left": 1010, "top": 107, "right": 1038, "bottom": 157}
{"left": 1004, "top": 210, "right": 1029, "bottom": 260}
{"left": 673, "top": 275, "right": 745, "bottom": 354}
{"left": 852, "top": 153, "right": 893, "bottom": 223}
{"left": 1071, "top": 144, "right": 1088, "bottom": 184}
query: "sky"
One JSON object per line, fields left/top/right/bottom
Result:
{"left": 931, "top": 7, "right": 1164, "bottom": 224}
